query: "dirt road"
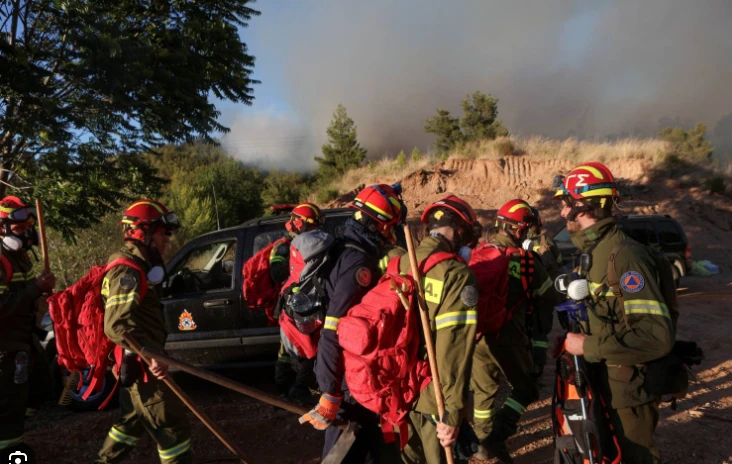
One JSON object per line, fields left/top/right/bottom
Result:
{"left": 24, "top": 277, "right": 732, "bottom": 464}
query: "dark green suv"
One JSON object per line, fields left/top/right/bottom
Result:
{"left": 554, "top": 214, "right": 692, "bottom": 287}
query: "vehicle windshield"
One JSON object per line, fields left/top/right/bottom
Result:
{"left": 554, "top": 227, "right": 571, "bottom": 243}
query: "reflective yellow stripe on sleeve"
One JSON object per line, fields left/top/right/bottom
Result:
{"left": 324, "top": 316, "right": 340, "bottom": 331}
{"left": 435, "top": 310, "right": 477, "bottom": 331}
{"left": 536, "top": 277, "right": 553, "bottom": 296}
{"left": 105, "top": 292, "right": 140, "bottom": 309}
{"left": 588, "top": 281, "right": 613, "bottom": 298}
{"left": 378, "top": 256, "right": 389, "bottom": 274}
{"left": 623, "top": 299, "right": 671, "bottom": 319}
{"left": 0, "top": 435, "right": 23, "bottom": 449}
{"left": 474, "top": 408, "right": 494, "bottom": 420}
{"left": 270, "top": 256, "right": 286, "bottom": 264}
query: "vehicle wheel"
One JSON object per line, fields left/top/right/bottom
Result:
{"left": 671, "top": 262, "right": 681, "bottom": 288}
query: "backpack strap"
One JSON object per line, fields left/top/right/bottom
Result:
{"left": 105, "top": 257, "right": 149, "bottom": 300}
{"left": 386, "top": 255, "right": 402, "bottom": 275}
{"left": 606, "top": 243, "right": 631, "bottom": 331}
{"left": 420, "top": 251, "right": 459, "bottom": 274}
{"left": 0, "top": 254, "right": 12, "bottom": 282}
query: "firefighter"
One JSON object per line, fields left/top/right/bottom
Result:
{"left": 471, "top": 199, "right": 556, "bottom": 463}
{"left": 299, "top": 184, "right": 405, "bottom": 463}
{"left": 554, "top": 162, "right": 674, "bottom": 464}
{"left": 273, "top": 202, "right": 324, "bottom": 403}
{"left": 524, "top": 206, "right": 563, "bottom": 377}
{"left": 0, "top": 197, "right": 55, "bottom": 455}
{"left": 95, "top": 200, "right": 192, "bottom": 464}
{"left": 400, "top": 195, "right": 481, "bottom": 464}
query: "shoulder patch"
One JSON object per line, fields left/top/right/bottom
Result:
{"left": 460, "top": 285, "right": 479, "bottom": 307}
{"left": 620, "top": 271, "right": 644, "bottom": 293}
{"left": 119, "top": 273, "right": 138, "bottom": 290}
{"left": 355, "top": 267, "right": 372, "bottom": 287}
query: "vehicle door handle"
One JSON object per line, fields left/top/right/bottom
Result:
{"left": 203, "top": 299, "right": 233, "bottom": 308}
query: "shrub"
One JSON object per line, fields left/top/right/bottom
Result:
{"left": 411, "top": 147, "right": 422, "bottom": 162}
{"left": 495, "top": 139, "right": 515, "bottom": 157}
{"left": 704, "top": 176, "right": 726, "bottom": 194}
{"left": 316, "top": 188, "right": 340, "bottom": 204}
{"left": 396, "top": 150, "right": 406, "bottom": 166}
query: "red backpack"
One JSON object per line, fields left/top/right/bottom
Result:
{"left": 47, "top": 258, "right": 147, "bottom": 405}
{"left": 469, "top": 243, "right": 534, "bottom": 336}
{"left": 242, "top": 237, "right": 290, "bottom": 324}
{"left": 338, "top": 252, "right": 455, "bottom": 449}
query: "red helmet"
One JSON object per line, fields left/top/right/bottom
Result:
{"left": 496, "top": 199, "right": 534, "bottom": 235}
{"left": 287, "top": 202, "right": 323, "bottom": 234}
{"left": 553, "top": 162, "right": 619, "bottom": 201}
{"left": 420, "top": 195, "right": 477, "bottom": 227}
{"left": 350, "top": 184, "right": 404, "bottom": 227}
{"left": 0, "top": 196, "right": 35, "bottom": 224}
{"left": 121, "top": 199, "right": 179, "bottom": 241}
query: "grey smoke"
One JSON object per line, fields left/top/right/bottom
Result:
{"left": 226, "top": 0, "right": 732, "bottom": 168}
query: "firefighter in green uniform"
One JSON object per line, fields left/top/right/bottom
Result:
{"left": 523, "top": 206, "right": 564, "bottom": 377}
{"left": 401, "top": 195, "right": 481, "bottom": 464}
{"left": 471, "top": 199, "right": 557, "bottom": 464}
{"left": 95, "top": 200, "right": 192, "bottom": 464}
{"left": 0, "top": 197, "right": 55, "bottom": 456}
{"left": 555, "top": 162, "right": 674, "bottom": 464}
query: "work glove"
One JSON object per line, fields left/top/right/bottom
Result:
{"left": 298, "top": 392, "right": 342, "bottom": 430}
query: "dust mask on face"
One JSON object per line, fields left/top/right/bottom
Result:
{"left": 2, "top": 235, "right": 23, "bottom": 251}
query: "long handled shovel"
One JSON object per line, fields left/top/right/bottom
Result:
{"left": 404, "top": 225, "right": 456, "bottom": 464}
{"left": 122, "top": 333, "right": 252, "bottom": 464}
{"left": 34, "top": 199, "right": 80, "bottom": 406}
{"left": 134, "top": 344, "right": 359, "bottom": 464}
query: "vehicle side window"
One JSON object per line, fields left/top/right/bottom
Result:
{"left": 656, "top": 221, "right": 683, "bottom": 245}
{"left": 325, "top": 216, "right": 349, "bottom": 239}
{"left": 554, "top": 227, "right": 570, "bottom": 243}
{"left": 166, "top": 240, "right": 237, "bottom": 296}
{"left": 253, "top": 229, "right": 289, "bottom": 254}
{"left": 623, "top": 221, "right": 657, "bottom": 245}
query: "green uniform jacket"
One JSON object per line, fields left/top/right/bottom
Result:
{"left": 572, "top": 218, "right": 674, "bottom": 409}
{"left": 490, "top": 234, "right": 555, "bottom": 346}
{"left": 399, "top": 235, "right": 477, "bottom": 427}
{"left": 103, "top": 243, "right": 167, "bottom": 352}
{"left": 527, "top": 231, "right": 563, "bottom": 277}
{"left": 0, "top": 248, "right": 41, "bottom": 352}
{"left": 379, "top": 244, "right": 407, "bottom": 275}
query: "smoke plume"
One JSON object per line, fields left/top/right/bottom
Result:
{"left": 228, "top": 0, "right": 732, "bottom": 168}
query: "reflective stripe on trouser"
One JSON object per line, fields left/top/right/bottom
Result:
{"left": 0, "top": 353, "right": 29, "bottom": 451}
{"left": 470, "top": 336, "right": 538, "bottom": 441}
{"left": 95, "top": 377, "right": 191, "bottom": 464}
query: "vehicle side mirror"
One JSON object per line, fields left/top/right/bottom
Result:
{"left": 222, "top": 259, "right": 235, "bottom": 274}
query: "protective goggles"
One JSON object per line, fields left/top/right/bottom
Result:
{"left": 160, "top": 211, "right": 180, "bottom": 228}
{"left": 0, "top": 206, "right": 37, "bottom": 223}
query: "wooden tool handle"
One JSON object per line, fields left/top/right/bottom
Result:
{"left": 404, "top": 225, "right": 455, "bottom": 464}
{"left": 122, "top": 334, "right": 251, "bottom": 464}
{"left": 35, "top": 199, "right": 50, "bottom": 274}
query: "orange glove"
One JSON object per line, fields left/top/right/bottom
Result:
{"left": 298, "top": 393, "right": 343, "bottom": 430}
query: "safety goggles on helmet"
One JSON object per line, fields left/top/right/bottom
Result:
{"left": 0, "top": 205, "right": 36, "bottom": 223}
{"left": 160, "top": 211, "right": 180, "bottom": 229}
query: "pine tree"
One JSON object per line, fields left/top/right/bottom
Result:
{"left": 425, "top": 109, "right": 463, "bottom": 154}
{"left": 460, "top": 91, "right": 509, "bottom": 142}
{"left": 315, "top": 104, "right": 367, "bottom": 180}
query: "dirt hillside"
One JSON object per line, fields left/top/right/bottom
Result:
{"left": 327, "top": 156, "right": 732, "bottom": 268}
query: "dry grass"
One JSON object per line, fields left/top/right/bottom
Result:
{"left": 452, "top": 136, "right": 670, "bottom": 163}
{"left": 307, "top": 155, "right": 435, "bottom": 203}
{"left": 310, "top": 136, "right": 689, "bottom": 203}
